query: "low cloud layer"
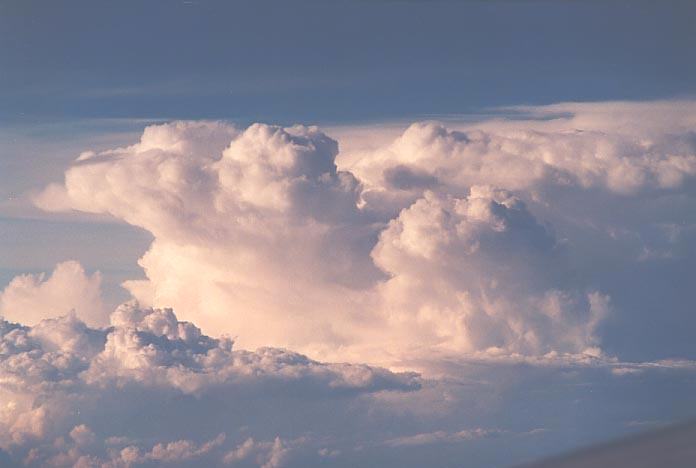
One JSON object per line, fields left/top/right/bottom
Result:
{"left": 0, "top": 304, "right": 417, "bottom": 466}
{"left": 2, "top": 297, "right": 694, "bottom": 467}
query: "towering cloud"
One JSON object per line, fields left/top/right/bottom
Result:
{"left": 0, "top": 303, "right": 418, "bottom": 466}
{"left": 371, "top": 187, "right": 607, "bottom": 357}
{"left": 37, "top": 122, "right": 380, "bottom": 357}
{"left": 6, "top": 100, "right": 696, "bottom": 465}
{"left": 33, "top": 101, "right": 696, "bottom": 368}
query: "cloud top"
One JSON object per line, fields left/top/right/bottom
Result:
{"left": 0, "top": 261, "right": 107, "bottom": 327}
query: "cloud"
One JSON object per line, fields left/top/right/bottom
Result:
{"left": 350, "top": 102, "right": 696, "bottom": 198}
{"left": 0, "top": 300, "right": 418, "bottom": 466}
{"left": 30, "top": 101, "right": 696, "bottom": 371}
{"left": 83, "top": 302, "right": 419, "bottom": 395}
{"left": 383, "top": 428, "right": 503, "bottom": 447}
{"left": 35, "top": 121, "right": 383, "bottom": 359}
{"left": 0, "top": 261, "right": 107, "bottom": 327}
{"left": 2, "top": 99, "right": 695, "bottom": 467}
{"left": 36, "top": 430, "right": 278, "bottom": 467}
{"left": 2, "top": 263, "right": 696, "bottom": 467}
{"left": 22, "top": 118, "right": 618, "bottom": 365}
{"left": 370, "top": 187, "right": 607, "bottom": 357}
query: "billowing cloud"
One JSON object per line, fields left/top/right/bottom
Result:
{"left": 0, "top": 261, "right": 107, "bottom": 327}
{"left": 37, "top": 110, "right": 689, "bottom": 366}
{"left": 36, "top": 122, "right": 382, "bottom": 359}
{"left": 27, "top": 101, "right": 696, "bottom": 373}
{"left": 371, "top": 187, "right": 607, "bottom": 357}
{"left": 0, "top": 301, "right": 418, "bottom": 466}
{"left": 347, "top": 101, "right": 696, "bottom": 200}
{"left": 1, "top": 264, "right": 696, "bottom": 467}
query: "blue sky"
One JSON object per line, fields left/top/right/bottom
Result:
{"left": 2, "top": 2, "right": 696, "bottom": 467}
{"left": 2, "top": 0, "right": 696, "bottom": 124}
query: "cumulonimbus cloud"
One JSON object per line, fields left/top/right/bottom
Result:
{"left": 31, "top": 101, "right": 696, "bottom": 369}
{"left": 9, "top": 99, "right": 696, "bottom": 465}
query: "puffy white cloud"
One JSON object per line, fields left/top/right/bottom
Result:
{"left": 0, "top": 300, "right": 418, "bottom": 466}
{"left": 32, "top": 119, "right": 619, "bottom": 365}
{"left": 0, "top": 261, "right": 107, "bottom": 327}
{"left": 30, "top": 102, "right": 696, "bottom": 371}
{"left": 37, "top": 121, "right": 382, "bottom": 357}
{"left": 1, "top": 268, "right": 696, "bottom": 467}
{"left": 348, "top": 103, "right": 696, "bottom": 201}
{"left": 371, "top": 187, "right": 608, "bottom": 357}
{"left": 224, "top": 437, "right": 295, "bottom": 468}
{"left": 82, "top": 302, "right": 419, "bottom": 395}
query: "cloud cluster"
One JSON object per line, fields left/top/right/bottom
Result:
{"left": 32, "top": 101, "right": 696, "bottom": 370}
{"left": 347, "top": 100, "right": 696, "bottom": 194}
{"left": 2, "top": 99, "right": 695, "bottom": 467}
{"left": 37, "top": 122, "right": 379, "bottom": 356}
{"left": 0, "top": 303, "right": 417, "bottom": 466}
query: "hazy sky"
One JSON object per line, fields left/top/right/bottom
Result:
{"left": 1, "top": 1, "right": 696, "bottom": 467}
{"left": 2, "top": 0, "right": 696, "bottom": 123}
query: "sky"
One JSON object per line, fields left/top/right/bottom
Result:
{"left": 1, "top": 1, "right": 696, "bottom": 467}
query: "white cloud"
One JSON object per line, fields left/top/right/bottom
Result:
{"left": 0, "top": 299, "right": 419, "bottom": 466}
{"left": 0, "top": 261, "right": 107, "bottom": 327}
{"left": 348, "top": 118, "right": 696, "bottom": 201}
{"left": 224, "top": 437, "right": 294, "bottom": 468}
{"left": 1, "top": 98, "right": 695, "bottom": 467}
{"left": 383, "top": 428, "right": 503, "bottom": 447}
{"left": 23, "top": 118, "right": 616, "bottom": 365}
{"left": 36, "top": 121, "right": 381, "bottom": 359}
{"left": 28, "top": 101, "right": 696, "bottom": 374}
{"left": 1, "top": 265, "right": 695, "bottom": 467}
{"left": 370, "top": 187, "right": 608, "bottom": 357}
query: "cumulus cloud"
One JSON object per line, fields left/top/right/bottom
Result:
{"left": 371, "top": 187, "right": 608, "bottom": 357}
{"left": 0, "top": 302, "right": 418, "bottom": 466}
{"left": 1, "top": 264, "right": 696, "bottom": 467}
{"left": 36, "top": 121, "right": 382, "bottom": 358}
{"left": 33, "top": 429, "right": 285, "bottom": 467}
{"left": 30, "top": 101, "right": 696, "bottom": 372}
{"left": 0, "top": 261, "right": 107, "bottom": 327}
{"left": 348, "top": 103, "right": 696, "bottom": 200}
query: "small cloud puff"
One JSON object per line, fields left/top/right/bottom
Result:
{"left": 0, "top": 261, "right": 107, "bottom": 327}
